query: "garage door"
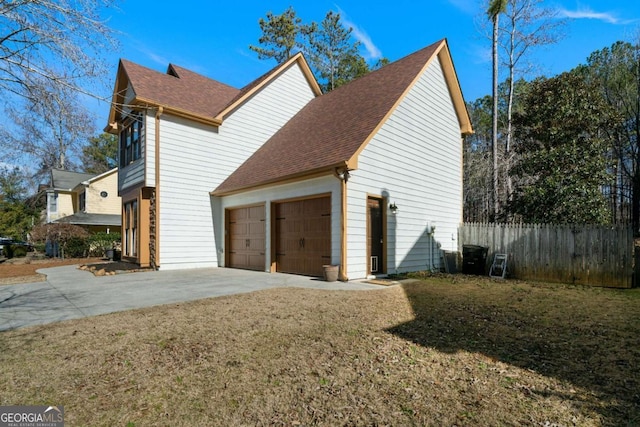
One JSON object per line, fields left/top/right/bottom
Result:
{"left": 275, "top": 196, "right": 331, "bottom": 277}
{"left": 227, "top": 205, "right": 265, "bottom": 271}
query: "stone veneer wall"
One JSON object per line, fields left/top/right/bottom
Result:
{"left": 149, "top": 189, "right": 157, "bottom": 270}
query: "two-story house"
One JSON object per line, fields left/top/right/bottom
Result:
{"left": 107, "top": 39, "right": 472, "bottom": 279}
{"left": 46, "top": 168, "right": 122, "bottom": 234}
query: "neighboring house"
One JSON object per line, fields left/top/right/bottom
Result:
{"left": 46, "top": 168, "right": 122, "bottom": 234}
{"left": 106, "top": 38, "right": 473, "bottom": 279}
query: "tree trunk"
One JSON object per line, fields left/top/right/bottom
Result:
{"left": 492, "top": 13, "right": 500, "bottom": 221}
{"left": 636, "top": 47, "right": 640, "bottom": 234}
{"left": 505, "top": 15, "right": 516, "bottom": 219}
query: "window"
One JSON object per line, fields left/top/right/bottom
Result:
{"left": 49, "top": 192, "right": 58, "bottom": 213}
{"left": 79, "top": 191, "right": 86, "bottom": 212}
{"left": 124, "top": 200, "right": 138, "bottom": 257}
{"left": 119, "top": 113, "right": 144, "bottom": 167}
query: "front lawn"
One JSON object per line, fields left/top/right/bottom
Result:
{"left": 0, "top": 275, "right": 638, "bottom": 426}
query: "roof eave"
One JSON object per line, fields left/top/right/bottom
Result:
{"left": 106, "top": 60, "right": 130, "bottom": 133}
{"left": 211, "top": 162, "right": 347, "bottom": 197}
{"left": 214, "top": 53, "right": 322, "bottom": 122}
{"left": 436, "top": 41, "right": 474, "bottom": 136}
{"left": 122, "top": 97, "right": 223, "bottom": 128}
{"left": 87, "top": 167, "right": 118, "bottom": 183}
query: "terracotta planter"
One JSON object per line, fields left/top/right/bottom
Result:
{"left": 323, "top": 265, "right": 339, "bottom": 282}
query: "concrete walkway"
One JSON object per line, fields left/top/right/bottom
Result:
{"left": 0, "top": 265, "right": 382, "bottom": 331}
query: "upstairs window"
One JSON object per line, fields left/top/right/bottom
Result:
{"left": 49, "top": 192, "right": 58, "bottom": 213}
{"left": 119, "top": 113, "right": 144, "bottom": 167}
{"left": 79, "top": 191, "right": 86, "bottom": 212}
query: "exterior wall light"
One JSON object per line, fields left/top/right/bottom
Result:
{"left": 334, "top": 167, "right": 351, "bottom": 182}
{"left": 389, "top": 202, "right": 398, "bottom": 214}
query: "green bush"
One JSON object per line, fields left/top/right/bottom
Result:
{"left": 64, "top": 237, "right": 89, "bottom": 258}
{"left": 88, "top": 232, "right": 122, "bottom": 256}
{"left": 10, "top": 245, "right": 27, "bottom": 258}
{"left": 2, "top": 245, "right": 13, "bottom": 258}
{"left": 33, "top": 243, "right": 46, "bottom": 253}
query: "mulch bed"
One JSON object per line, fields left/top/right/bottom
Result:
{"left": 79, "top": 261, "right": 153, "bottom": 276}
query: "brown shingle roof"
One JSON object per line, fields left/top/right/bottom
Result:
{"left": 119, "top": 59, "right": 240, "bottom": 120}
{"left": 213, "top": 39, "right": 469, "bottom": 195}
{"left": 108, "top": 54, "right": 321, "bottom": 130}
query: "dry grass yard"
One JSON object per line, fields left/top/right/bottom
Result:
{"left": 0, "top": 274, "right": 638, "bottom": 426}
{"left": 0, "top": 258, "right": 101, "bottom": 285}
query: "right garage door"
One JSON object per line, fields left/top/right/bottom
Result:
{"left": 275, "top": 196, "right": 331, "bottom": 277}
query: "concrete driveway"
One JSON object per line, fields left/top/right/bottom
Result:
{"left": 0, "top": 265, "right": 382, "bottom": 331}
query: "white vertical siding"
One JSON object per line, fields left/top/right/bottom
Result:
{"left": 158, "top": 116, "right": 218, "bottom": 268}
{"left": 158, "top": 64, "right": 316, "bottom": 270}
{"left": 118, "top": 158, "right": 144, "bottom": 193}
{"left": 218, "top": 176, "right": 341, "bottom": 271}
{"left": 347, "top": 56, "right": 463, "bottom": 279}
{"left": 210, "top": 64, "right": 317, "bottom": 183}
{"left": 145, "top": 111, "right": 156, "bottom": 187}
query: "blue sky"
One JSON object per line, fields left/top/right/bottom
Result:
{"left": 95, "top": 0, "right": 638, "bottom": 125}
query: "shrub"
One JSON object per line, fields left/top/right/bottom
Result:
{"left": 2, "top": 244, "right": 13, "bottom": 258}
{"left": 64, "top": 237, "right": 89, "bottom": 258}
{"left": 31, "top": 223, "right": 89, "bottom": 244}
{"left": 10, "top": 245, "right": 28, "bottom": 258}
{"left": 87, "top": 232, "right": 122, "bottom": 256}
{"left": 31, "top": 223, "right": 90, "bottom": 258}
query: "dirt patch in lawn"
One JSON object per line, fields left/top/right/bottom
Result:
{"left": 0, "top": 258, "right": 102, "bottom": 285}
{"left": 0, "top": 275, "right": 638, "bottom": 426}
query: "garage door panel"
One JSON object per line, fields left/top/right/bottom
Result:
{"left": 275, "top": 197, "right": 331, "bottom": 277}
{"left": 248, "top": 222, "right": 263, "bottom": 235}
{"left": 248, "top": 237, "right": 264, "bottom": 251}
{"left": 227, "top": 206, "right": 265, "bottom": 271}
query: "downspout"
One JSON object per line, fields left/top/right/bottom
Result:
{"left": 154, "top": 106, "right": 163, "bottom": 269}
{"left": 334, "top": 166, "right": 350, "bottom": 281}
{"left": 340, "top": 177, "right": 348, "bottom": 281}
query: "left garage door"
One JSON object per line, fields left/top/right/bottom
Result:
{"left": 226, "top": 205, "right": 265, "bottom": 271}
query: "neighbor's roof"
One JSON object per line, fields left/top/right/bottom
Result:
{"left": 213, "top": 39, "right": 472, "bottom": 196}
{"left": 86, "top": 167, "right": 118, "bottom": 184}
{"left": 107, "top": 53, "right": 321, "bottom": 129}
{"left": 50, "top": 169, "right": 95, "bottom": 191}
{"left": 53, "top": 213, "right": 121, "bottom": 227}
{"left": 70, "top": 167, "right": 118, "bottom": 192}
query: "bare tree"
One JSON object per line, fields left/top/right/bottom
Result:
{"left": 586, "top": 38, "right": 640, "bottom": 232}
{"left": 500, "top": 0, "right": 563, "bottom": 207}
{"left": 0, "top": 75, "right": 95, "bottom": 179}
{"left": 464, "top": 97, "right": 494, "bottom": 222}
{"left": 487, "top": 0, "right": 507, "bottom": 220}
{"left": 0, "top": 0, "right": 118, "bottom": 101}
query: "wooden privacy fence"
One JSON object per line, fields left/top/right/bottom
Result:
{"left": 458, "top": 223, "right": 635, "bottom": 288}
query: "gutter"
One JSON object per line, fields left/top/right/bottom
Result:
{"left": 333, "top": 164, "right": 350, "bottom": 282}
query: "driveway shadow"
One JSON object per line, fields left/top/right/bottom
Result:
{"left": 386, "top": 279, "right": 640, "bottom": 425}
